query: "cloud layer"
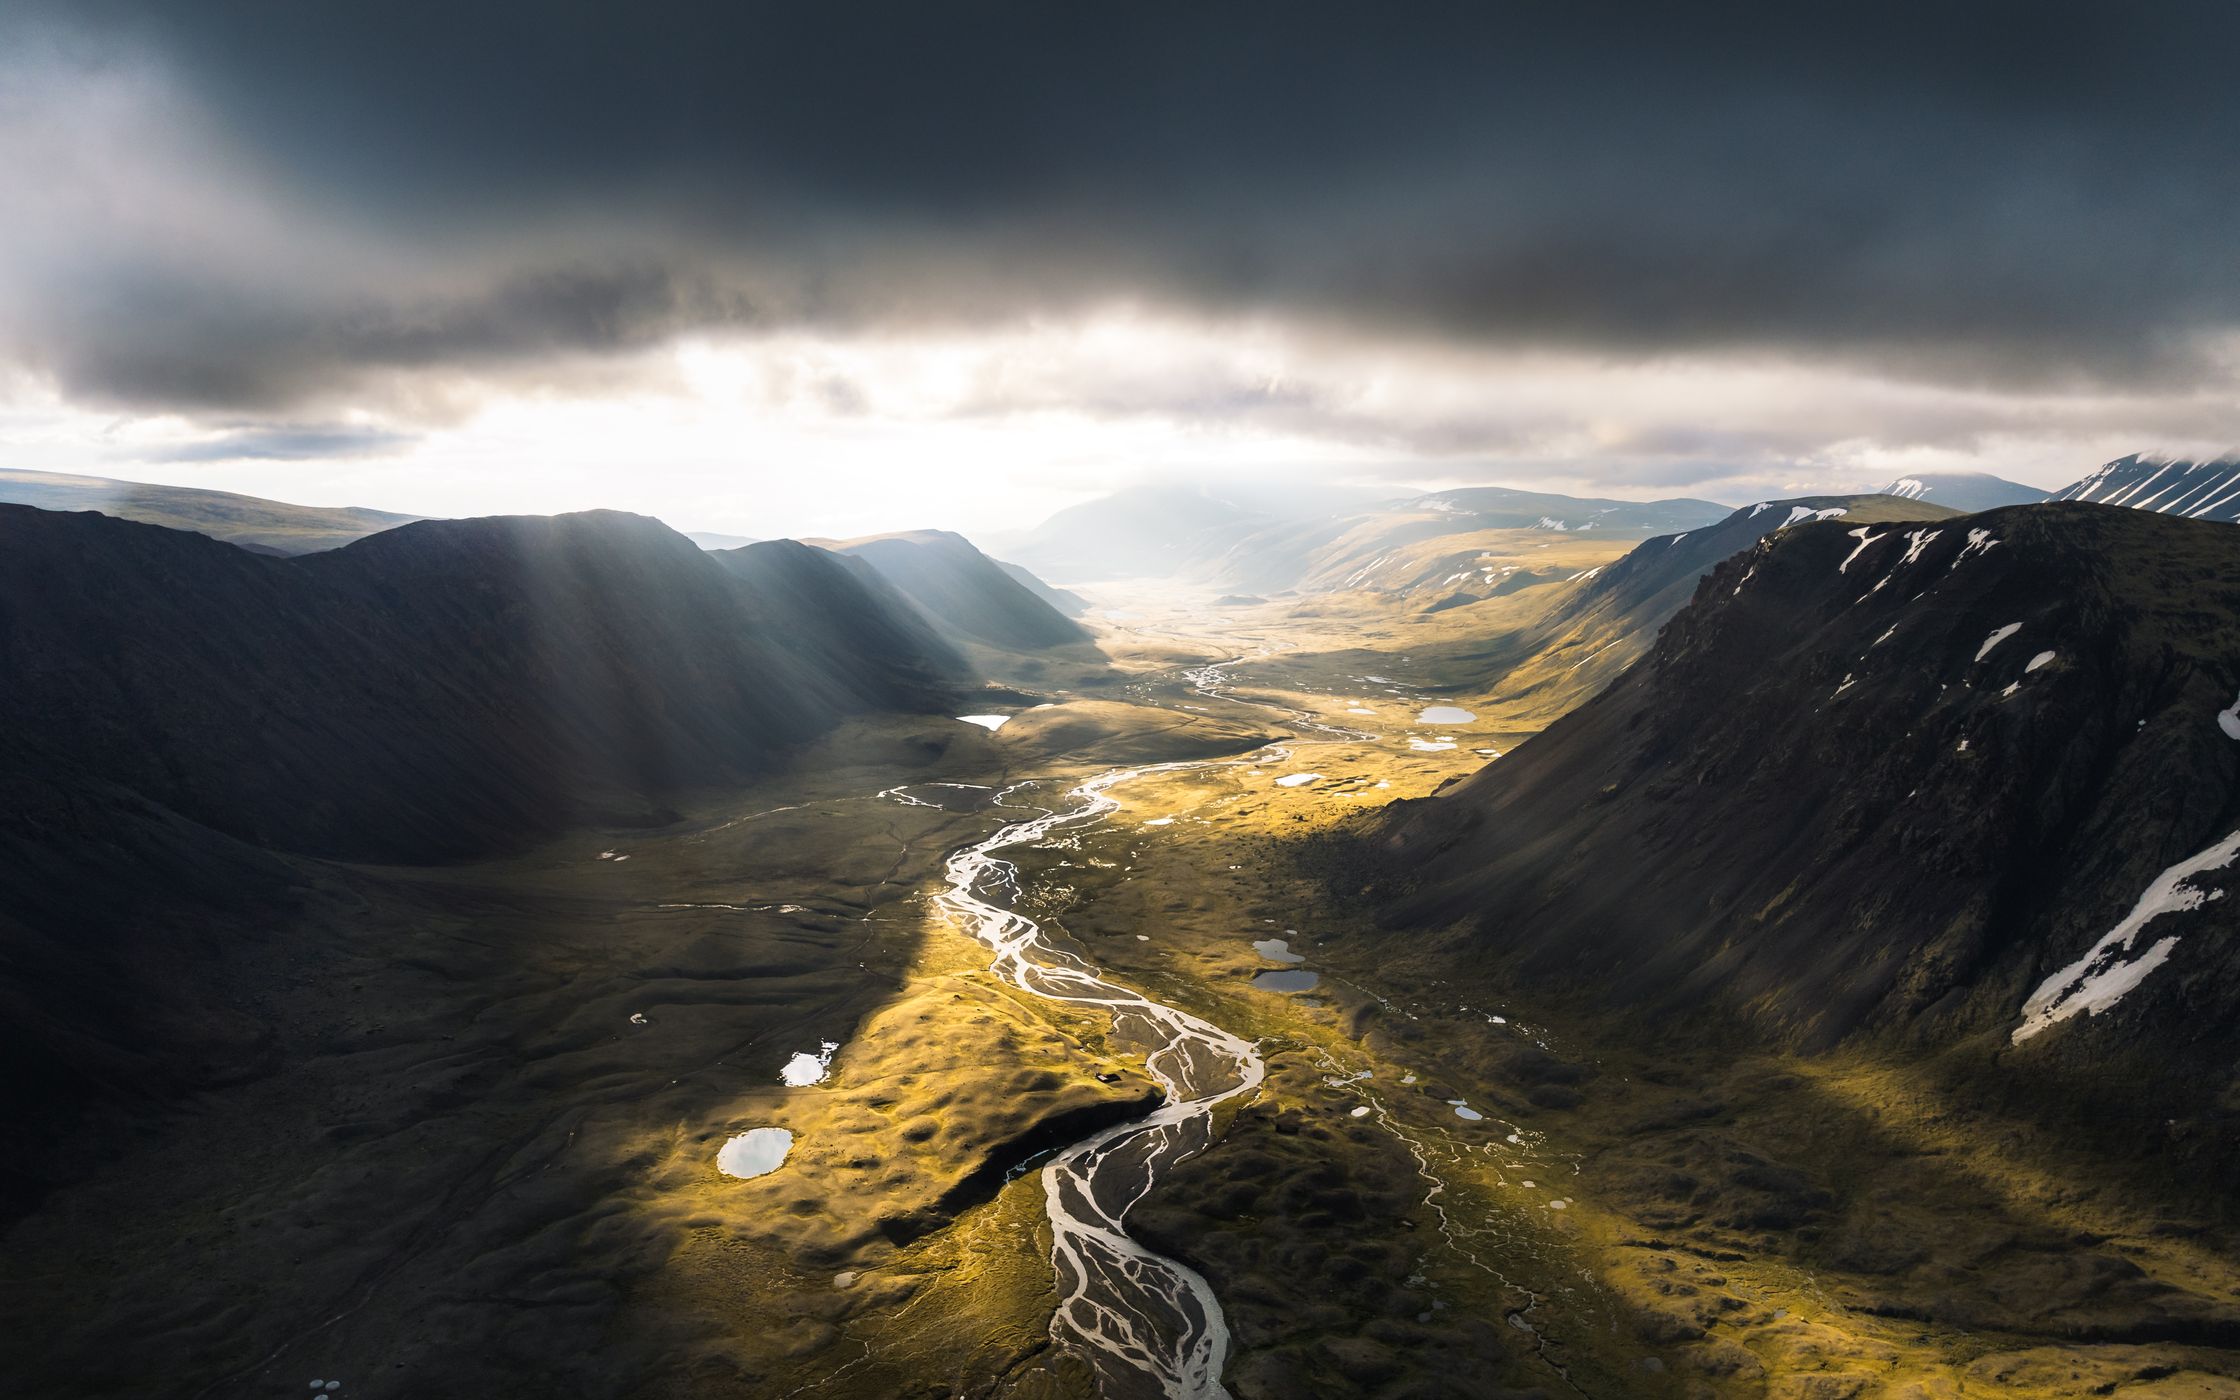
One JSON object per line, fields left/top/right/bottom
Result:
{"left": 2, "top": 2, "right": 2236, "bottom": 525}
{"left": 12, "top": 4, "right": 2240, "bottom": 405}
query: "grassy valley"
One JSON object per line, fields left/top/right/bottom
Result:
{"left": 6, "top": 492, "right": 2239, "bottom": 1399}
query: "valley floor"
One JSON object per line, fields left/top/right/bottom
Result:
{"left": 6, "top": 583, "right": 2239, "bottom": 1399}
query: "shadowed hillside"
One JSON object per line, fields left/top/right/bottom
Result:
{"left": 1383, "top": 493, "right": 1964, "bottom": 728}
{"left": 814, "top": 528, "right": 1092, "bottom": 652}
{"left": 1375, "top": 503, "right": 2240, "bottom": 1122}
{"left": 0, "top": 504, "right": 969, "bottom": 1223}
{"left": 0, "top": 507, "right": 960, "bottom": 862}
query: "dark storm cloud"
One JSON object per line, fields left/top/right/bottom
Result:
{"left": 12, "top": 1, "right": 2240, "bottom": 412}
{"left": 39, "top": 261, "right": 757, "bottom": 411}
{"left": 136, "top": 423, "right": 418, "bottom": 463}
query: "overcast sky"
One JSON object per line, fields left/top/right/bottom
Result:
{"left": 4, "top": 2, "right": 2237, "bottom": 537}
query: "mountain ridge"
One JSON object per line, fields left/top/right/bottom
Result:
{"left": 0, "top": 506, "right": 961, "bottom": 863}
{"left": 1370, "top": 502, "right": 2240, "bottom": 1123}
{"left": 0, "top": 467, "right": 418, "bottom": 553}
{"left": 2053, "top": 450, "right": 2240, "bottom": 522}
{"left": 811, "top": 528, "right": 1093, "bottom": 652}
{"left": 1877, "top": 469, "right": 2049, "bottom": 512}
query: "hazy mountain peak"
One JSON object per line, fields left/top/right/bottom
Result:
{"left": 1876, "top": 469, "right": 2049, "bottom": 512}
{"left": 818, "top": 527, "right": 1091, "bottom": 652}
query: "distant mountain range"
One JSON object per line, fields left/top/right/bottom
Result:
{"left": 1000, "top": 484, "right": 1282, "bottom": 581}
{"left": 683, "top": 529, "right": 763, "bottom": 550}
{"left": 0, "top": 467, "right": 1087, "bottom": 661}
{"left": 0, "top": 467, "right": 419, "bottom": 553}
{"left": 811, "top": 529, "right": 1092, "bottom": 653}
{"left": 1403, "top": 486, "right": 1730, "bottom": 534}
{"left": 1006, "top": 454, "right": 2240, "bottom": 599}
{"left": 1877, "top": 469, "right": 2049, "bottom": 512}
{"left": 1372, "top": 499, "right": 2240, "bottom": 1157}
{"left": 2051, "top": 450, "right": 2240, "bottom": 522}
{"left": 1006, "top": 482, "right": 1734, "bottom": 592}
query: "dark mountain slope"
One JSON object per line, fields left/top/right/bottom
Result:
{"left": 2054, "top": 450, "right": 2240, "bottom": 522}
{"left": 0, "top": 771, "right": 304, "bottom": 1210}
{"left": 0, "top": 507, "right": 958, "bottom": 862}
{"left": 1879, "top": 468, "right": 2048, "bottom": 512}
{"left": 1376, "top": 503, "right": 2240, "bottom": 1084}
{"left": 0, "top": 466, "right": 417, "bottom": 553}
{"left": 1537, "top": 493, "right": 1965, "bottom": 661}
{"left": 819, "top": 529, "right": 1091, "bottom": 651}
{"left": 1398, "top": 494, "right": 1961, "bottom": 728}
{"left": 711, "top": 537, "right": 970, "bottom": 680}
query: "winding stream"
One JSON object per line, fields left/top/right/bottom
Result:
{"left": 902, "top": 648, "right": 1375, "bottom": 1395}
{"left": 928, "top": 759, "right": 1265, "bottom": 1399}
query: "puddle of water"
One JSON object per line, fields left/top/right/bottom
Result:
{"left": 1251, "top": 970, "right": 1320, "bottom": 992}
{"left": 780, "top": 1041, "right": 841, "bottom": 1087}
{"left": 1143, "top": 816, "right": 1175, "bottom": 826}
{"left": 1409, "top": 739, "right": 1456, "bottom": 752}
{"left": 957, "top": 714, "right": 1012, "bottom": 731}
{"left": 1251, "top": 937, "right": 1305, "bottom": 963}
{"left": 1274, "top": 773, "right": 1324, "bottom": 787}
{"left": 1416, "top": 706, "right": 1477, "bottom": 724}
{"left": 716, "top": 1128, "right": 794, "bottom": 1179}
{"left": 1350, "top": 1106, "right": 1372, "bottom": 1118}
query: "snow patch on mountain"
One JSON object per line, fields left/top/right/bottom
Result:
{"left": 2013, "top": 829, "right": 2240, "bottom": 1043}
{"left": 1975, "top": 623, "right": 2023, "bottom": 662}
{"left": 1838, "top": 527, "right": 1886, "bottom": 573}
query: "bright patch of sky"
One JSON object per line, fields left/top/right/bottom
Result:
{"left": 6, "top": 316, "right": 2232, "bottom": 542}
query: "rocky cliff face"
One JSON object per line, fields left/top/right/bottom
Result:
{"left": 1374, "top": 503, "right": 2240, "bottom": 1112}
